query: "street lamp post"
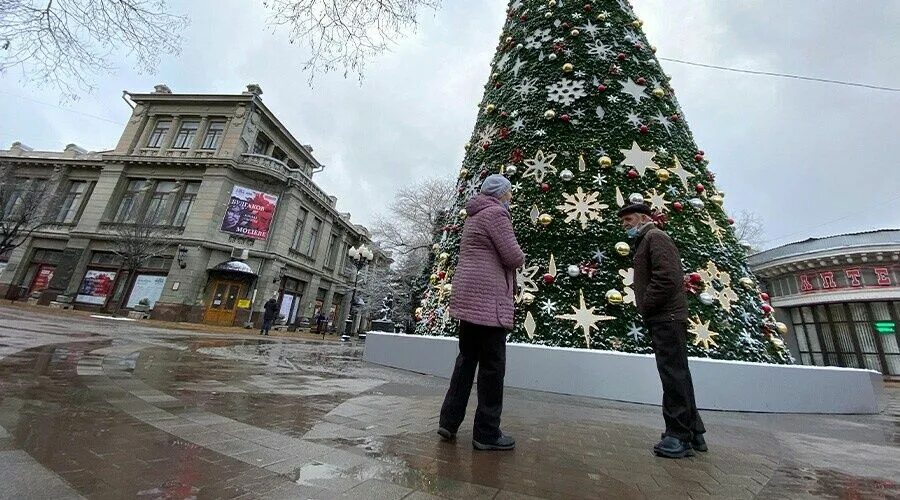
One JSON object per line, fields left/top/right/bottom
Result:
{"left": 341, "top": 244, "right": 373, "bottom": 342}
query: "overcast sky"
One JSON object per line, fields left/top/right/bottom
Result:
{"left": 1, "top": 0, "right": 898, "bottom": 250}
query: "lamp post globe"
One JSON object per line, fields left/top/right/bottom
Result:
{"left": 341, "top": 244, "right": 374, "bottom": 342}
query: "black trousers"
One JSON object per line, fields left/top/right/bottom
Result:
{"left": 439, "top": 321, "right": 507, "bottom": 442}
{"left": 647, "top": 320, "right": 705, "bottom": 442}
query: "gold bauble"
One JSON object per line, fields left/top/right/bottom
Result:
{"left": 504, "top": 37, "right": 513, "bottom": 43}
{"left": 776, "top": 322, "right": 789, "bottom": 335}
{"left": 632, "top": 19, "right": 643, "bottom": 27}
{"left": 538, "top": 213, "right": 553, "bottom": 226}
{"left": 606, "top": 289, "right": 624, "bottom": 305}
{"left": 442, "top": 283, "right": 452, "bottom": 293}
{"left": 439, "top": 252, "right": 450, "bottom": 261}
{"left": 562, "top": 63, "right": 575, "bottom": 73}
{"left": 651, "top": 45, "right": 658, "bottom": 53}
{"left": 459, "top": 168, "right": 469, "bottom": 178}
{"left": 739, "top": 277, "right": 755, "bottom": 289}
{"left": 596, "top": 12, "right": 608, "bottom": 20}
{"left": 598, "top": 156, "right": 613, "bottom": 168}
{"left": 459, "top": 208, "right": 467, "bottom": 218}
{"left": 432, "top": 243, "right": 441, "bottom": 253}
{"left": 485, "top": 104, "right": 496, "bottom": 113}
{"left": 771, "top": 337, "right": 785, "bottom": 349}
{"left": 544, "top": 109, "right": 556, "bottom": 119}
{"left": 652, "top": 87, "right": 665, "bottom": 98}
{"left": 548, "top": 0, "right": 557, "bottom": 6}
{"left": 464, "top": 142, "right": 471, "bottom": 150}
{"left": 570, "top": 29, "right": 580, "bottom": 37}
{"left": 429, "top": 273, "right": 439, "bottom": 284}
{"left": 710, "top": 194, "right": 724, "bottom": 206}
{"left": 656, "top": 168, "right": 671, "bottom": 182}
{"left": 522, "top": 292, "right": 535, "bottom": 305}
{"left": 615, "top": 242, "right": 631, "bottom": 256}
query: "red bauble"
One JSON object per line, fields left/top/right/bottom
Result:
{"left": 500, "top": 111, "right": 509, "bottom": 117}
{"left": 553, "top": 42, "right": 564, "bottom": 53}
{"left": 627, "top": 169, "right": 639, "bottom": 179}
{"left": 727, "top": 217, "right": 735, "bottom": 225}
{"left": 639, "top": 124, "right": 649, "bottom": 134}
{"left": 543, "top": 273, "right": 556, "bottom": 285}
{"left": 480, "top": 170, "right": 489, "bottom": 179}
{"left": 597, "top": 84, "right": 607, "bottom": 92}
{"left": 520, "top": 15, "right": 527, "bottom": 21}
{"left": 562, "top": 22, "right": 571, "bottom": 29}
{"left": 583, "top": 3, "right": 592, "bottom": 11}
{"left": 617, "top": 52, "right": 627, "bottom": 61}
{"left": 695, "top": 183, "right": 705, "bottom": 193}
{"left": 689, "top": 272, "right": 703, "bottom": 284}
{"left": 634, "top": 42, "right": 644, "bottom": 49}
{"left": 494, "top": 82, "right": 502, "bottom": 89}
{"left": 482, "top": 143, "right": 490, "bottom": 150}
{"left": 560, "top": 114, "right": 571, "bottom": 123}
{"left": 673, "top": 201, "right": 684, "bottom": 212}
{"left": 762, "top": 303, "right": 774, "bottom": 314}
{"left": 694, "top": 153, "right": 704, "bottom": 162}
{"left": 636, "top": 77, "right": 646, "bottom": 85}
{"left": 698, "top": 150, "right": 705, "bottom": 156}
{"left": 671, "top": 114, "right": 680, "bottom": 122}
{"left": 438, "top": 271, "right": 446, "bottom": 280}
{"left": 760, "top": 292, "right": 770, "bottom": 302}
{"left": 541, "top": 183, "right": 551, "bottom": 192}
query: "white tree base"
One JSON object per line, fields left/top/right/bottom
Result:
{"left": 363, "top": 332, "right": 883, "bottom": 414}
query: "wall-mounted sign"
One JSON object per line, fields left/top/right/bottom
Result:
{"left": 237, "top": 299, "right": 252, "bottom": 309}
{"left": 797, "top": 265, "right": 897, "bottom": 295}
{"left": 76, "top": 270, "right": 117, "bottom": 305}
{"left": 220, "top": 186, "right": 278, "bottom": 240}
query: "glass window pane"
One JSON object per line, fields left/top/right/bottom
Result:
{"left": 794, "top": 324, "right": 809, "bottom": 351}
{"left": 832, "top": 321, "right": 858, "bottom": 368}
{"left": 806, "top": 323, "right": 821, "bottom": 352}
{"left": 847, "top": 303, "right": 868, "bottom": 322}
{"left": 801, "top": 306, "right": 815, "bottom": 323}
{"left": 147, "top": 120, "right": 171, "bottom": 148}
{"left": 173, "top": 120, "right": 200, "bottom": 149}
{"left": 884, "top": 355, "right": 900, "bottom": 376}
{"left": 862, "top": 354, "right": 881, "bottom": 373}
{"left": 791, "top": 308, "right": 802, "bottom": 323}
{"left": 800, "top": 353, "right": 812, "bottom": 365}
{"left": 829, "top": 303, "right": 847, "bottom": 321}
{"left": 812, "top": 353, "right": 824, "bottom": 365}
{"left": 201, "top": 121, "right": 225, "bottom": 149}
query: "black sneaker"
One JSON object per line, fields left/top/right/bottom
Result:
{"left": 653, "top": 436, "right": 694, "bottom": 459}
{"left": 437, "top": 427, "right": 456, "bottom": 442}
{"left": 473, "top": 434, "right": 516, "bottom": 451}
{"left": 692, "top": 433, "right": 708, "bottom": 452}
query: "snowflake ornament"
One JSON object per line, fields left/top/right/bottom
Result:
{"left": 556, "top": 289, "right": 616, "bottom": 349}
{"left": 514, "top": 77, "right": 539, "bottom": 99}
{"left": 477, "top": 124, "right": 499, "bottom": 148}
{"left": 523, "top": 150, "right": 558, "bottom": 183}
{"left": 645, "top": 188, "right": 670, "bottom": 212}
{"left": 516, "top": 265, "right": 540, "bottom": 303}
{"left": 556, "top": 187, "right": 608, "bottom": 229}
{"left": 578, "top": 21, "right": 600, "bottom": 37}
{"left": 511, "top": 117, "right": 526, "bottom": 132}
{"left": 689, "top": 316, "right": 720, "bottom": 350}
{"left": 587, "top": 41, "right": 615, "bottom": 60}
{"left": 546, "top": 78, "right": 587, "bottom": 106}
{"left": 539, "top": 299, "right": 558, "bottom": 316}
{"left": 525, "top": 28, "right": 552, "bottom": 49}
{"left": 626, "top": 321, "right": 644, "bottom": 342}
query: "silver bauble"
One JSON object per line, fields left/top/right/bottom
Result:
{"left": 628, "top": 193, "right": 644, "bottom": 204}
{"left": 567, "top": 265, "right": 581, "bottom": 277}
{"left": 699, "top": 292, "right": 715, "bottom": 305}
{"left": 689, "top": 197, "right": 705, "bottom": 209}
{"left": 559, "top": 169, "right": 575, "bottom": 181}
{"left": 505, "top": 165, "right": 518, "bottom": 176}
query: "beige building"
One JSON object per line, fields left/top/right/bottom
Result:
{"left": 0, "top": 84, "right": 388, "bottom": 332}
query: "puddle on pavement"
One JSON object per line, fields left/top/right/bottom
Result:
{"left": 291, "top": 462, "right": 344, "bottom": 486}
{"left": 766, "top": 464, "right": 900, "bottom": 498}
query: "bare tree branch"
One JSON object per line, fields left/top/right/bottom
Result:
{"left": 0, "top": 0, "right": 188, "bottom": 100}
{"left": 263, "top": 0, "right": 440, "bottom": 82}
{"left": 110, "top": 209, "right": 179, "bottom": 275}
{"left": 0, "top": 163, "right": 61, "bottom": 256}
{"left": 732, "top": 209, "right": 765, "bottom": 252}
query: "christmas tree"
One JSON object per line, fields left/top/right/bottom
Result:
{"left": 416, "top": 0, "right": 791, "bottom": 364}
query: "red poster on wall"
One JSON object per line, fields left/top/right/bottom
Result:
{"left": 29, "top": 265, "right": 55, "bottom": 294}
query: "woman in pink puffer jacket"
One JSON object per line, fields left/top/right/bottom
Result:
{"left": 438, "top": 174, "right": 525, "bottom": 451}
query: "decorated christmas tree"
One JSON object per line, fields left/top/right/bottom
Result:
{"left": 415, "top": 0, "right": 791, "bottom": 364}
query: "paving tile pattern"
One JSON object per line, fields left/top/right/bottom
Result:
{"left": 0, "top": 306, "right": 897, "bottom": 499}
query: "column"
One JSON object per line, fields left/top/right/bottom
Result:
{"left": 128, "top": 114, "right": 153, "bottom": 154}
{"left": 322, "top": 284, "right": 335, "bottom": 324}
{"left": 159, "top": 116, "right": 182, "bottom": 155}
{"left": 336, "top": 293, "right": 351, "bottom": 331}
{"left": 188, "top": 117, "right": 209, "bottom": 155}
{"left": 73, "top": 164, "right": 125, "bottom": 233}
{"left": 295, "top": 275, "right": 321, "bottom": 325}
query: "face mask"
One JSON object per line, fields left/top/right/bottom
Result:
{"left": 626, "top": 226, "right": 640, "bottom": 238}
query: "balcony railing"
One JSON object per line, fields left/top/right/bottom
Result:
{"left": 240, "top": 153, "right": 333, "bottom": 208}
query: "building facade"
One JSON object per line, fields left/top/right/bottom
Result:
{"left": 0, "top": 84, "right": 388, "bottom": 332}
{"left": 748, "top": 230, "right": 900, "bottom": 378}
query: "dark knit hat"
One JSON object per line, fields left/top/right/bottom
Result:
{"left": 617, "top": 203, "right": 652, "bottom": 217}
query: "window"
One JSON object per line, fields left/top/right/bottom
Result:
{"left": 306, "top": 218, "right": 321, "bottom": 256}
{"left": 201, "top": 121, "right": 225, "bottom": 150}
{"left": 145, "top": 181, "right": 177, "bottom": 223}
{"left": 291, "top": 209, "right": 308, "bottom": 250}
{"left": 172, "top": 120, "right": 200, "bottom": 149}
{"left": 172, "top": 182, "right": 200, "bottom": 226}
{"left": 114, "top": 180, "right": 145, "bottom": 222}
{"left": 56, "top": 181, "right": 89, "bottom": 223}
{"left": 324, "top": 233, "right": 339, "bottom": 268}
{"left": 147, "top": 119, "right": 171, "bottom": 148}
{"left": 251, "top": 134, "right": 271, "bottom": 155}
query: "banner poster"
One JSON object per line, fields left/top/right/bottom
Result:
{"left": 76, "top": 269, "right": 118, "bottom": 305}
{"left": 220, "top": 185, "right": 278, "bottom": 240}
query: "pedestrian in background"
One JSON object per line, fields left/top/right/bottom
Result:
{"left": 261, "top": 296, "right": 278, "bottom": 336}
{"left": 438, "top": 174, "right": 525, "bottom": 451}
{"left": 618, "top": 203, "right": 707, "bottom": 459}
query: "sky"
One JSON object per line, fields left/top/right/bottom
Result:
{"left": 1, "top": 0, "right": 899, "bottom": 250}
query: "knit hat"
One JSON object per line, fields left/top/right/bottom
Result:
{"left": 480, "top": 174, "right": 512, "bottom": 198}
{"left": 617, "top": 203, "right": 652, "bottom": 217}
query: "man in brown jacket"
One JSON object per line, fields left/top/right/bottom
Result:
{"left": 618, "top": 203, "right": 706, "bottom": 459}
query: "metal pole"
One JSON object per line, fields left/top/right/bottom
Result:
{"left": 341, "top": 260, "right": 361, "bottom": 342}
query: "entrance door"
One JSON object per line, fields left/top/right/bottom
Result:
{"left": 203, "top": 280, "right": 243, "bottom": 326}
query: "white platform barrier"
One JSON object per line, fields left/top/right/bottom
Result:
{"left": 363, "top": 332, "right": 883, "bottom": 414}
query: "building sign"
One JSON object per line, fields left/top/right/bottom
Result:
{"left": 76, "top": 270, "right": 118, "bottom": 305}
{"left": 796, "top": 265, "right": 897, "bottom": 294}
{"left": 874, "top": 321, "right": 896, "bottom": 334}
{"left": 220, "top": 186, "right": 278, "bottom": 240}
{"left": 237, "top": 298, "right": 252, "bottom": 309}
{"left": 30, "top": 265, "right": 55, "bottom": 294}
{"left": 126, "top": 274, "right": 167, "bottom": 308}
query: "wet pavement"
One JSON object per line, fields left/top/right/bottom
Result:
{"left": 0, "top": 306, "right": 898, "bottom": 499}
